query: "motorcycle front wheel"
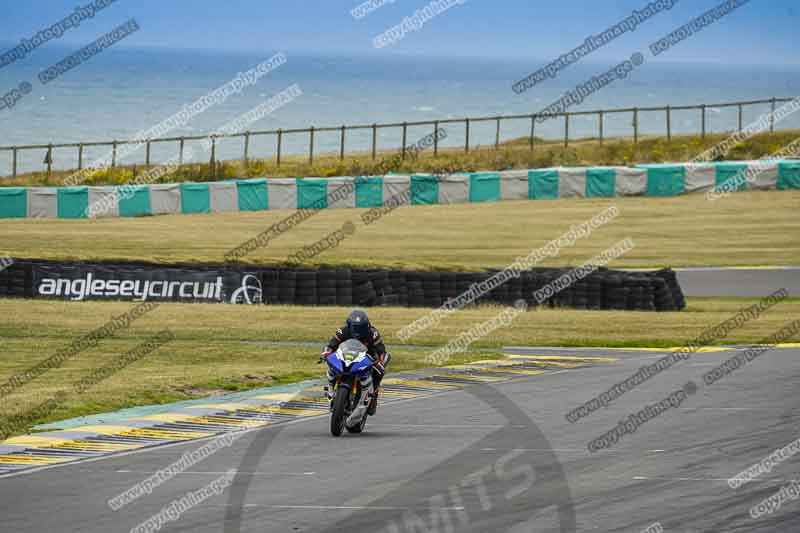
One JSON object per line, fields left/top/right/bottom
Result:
{"left": 330, "top": 385, "right": 350, "bottom": 437}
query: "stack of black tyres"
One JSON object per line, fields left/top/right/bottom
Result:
{"left": 388, "top": 271, "right": 408, "bottom": 306}
{"left": 352, "top": 270, "right": 376, "bottom": 306}
{"left": 316, "top": 269, "right": 338, "bottom": 306}
{"left": 406, "top": 272, "right": 424, "bottom": 307}
{"left": 602, "top": 273, "right": 628, "bottom": 310}
{"left": 295, "top": 270, "right": 318, "bottom": 305}
{"left": 440, "top": 272, "right": 458, "bottom": 304}
{"left": 651, "top": 276, "right": 676, "bottom": 312}
{"left": 262, "top": 269, "right": 281, "bottom": 304}
{"left": 278, "top": 269, "right": 296, "bottom": 304}
{"left": 336, "top": 269, "right": 353, "bottom": 306}
{"left": 421, "top": 272, "right": 442, "bottom": 308}
{"left": 655, "top": 268, "right": 686, "bottom": 310}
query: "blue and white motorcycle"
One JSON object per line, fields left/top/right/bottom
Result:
{"left": 322, "top": 339, "right": 375, "bottom": 436}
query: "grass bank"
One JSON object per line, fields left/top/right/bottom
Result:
{"left": 1, "top": 297, "right": 798, "bottom": 436}
{"left": 1, "top": 190, "right": 798, "bottom": 268}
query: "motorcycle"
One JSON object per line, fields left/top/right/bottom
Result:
{"left": 322, "top": 339, "right": 375, "bottom": 437}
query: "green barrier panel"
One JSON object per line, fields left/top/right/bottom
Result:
{"left": 0, "top": 187, "right": 27, "bottom": 218}
{"left": 297, "top": 179, "right": 328, "bottom": 209}
{"left": 355, "top": 176, "right": 383, "bottom": 208}
{"left": 715, "top": 163, "right": 748, "bottom": 192}
{"left": 645, "top": 166, "right": 685, "bottom": 196}
{"left": 57, "top": 187, "right": 89, "bottom": 219}
{"left": 119, "top": 186, "right": 152, "bottom": 217}
{"left": 411, "top": 175, "right": 439, "bottom": 205}
{"left": 778, "top": 162, "right": 800, "bottom": 189}
{"left": 180, "top": 183, "right": 210, "bottom": 214}
{"left": 469, "top": 172, "right": 501, "bottom": 203}
{"left": 236, "top": 179, "right": 268, "bottom": 211}
{"left": 528, "top": 169, "right": 559, "bottom": 199}
{"left": 586, "top": 168, "right": 616, "bottom": 198}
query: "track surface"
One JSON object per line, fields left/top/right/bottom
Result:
{"left": 676, "top": 267, "right": 800, "bottom": 297}
{"left": 1, "top": 347, "right": 798, "bottom": 532}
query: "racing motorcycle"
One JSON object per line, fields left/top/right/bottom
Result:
{"left": 321, "top": 339, "right": 375, "bottom": 436}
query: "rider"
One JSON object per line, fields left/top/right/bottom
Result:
{"left": 321, "top": 309, "right": 391, "bottom": 415}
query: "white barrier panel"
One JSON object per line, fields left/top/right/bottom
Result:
{"left": 208, "top": 182, "right": 238, "bottom": 213}
{"left": 558, "top": 167, "right": 586, "bottom": 198}
{"left": 615, "top": 167, "right": 647, "bottom": 196}
{"left": 328, "top": 177, "right": 356, "bottom": 209}
{"left": 745, "top": 161, "right": 779, "bottom": 190}
{"left": 28, "top": 188, "right": 58, "bottom": 219}
{"left": 383, "top": 175, "right": 411, "bottom": 205}
{"left": 438, "top": 174, "right": 469, "bottom": 204}
{"left": 267, "top": 179, "right": 298, "bottom": 211}
{"left": 685, "top": 164, "right": 715, "bottom": 192}
{"left": 499, "top": 170, "right": 529, "bottom": 200}
{"left": 88, "top": 186, "right": 120, "bottom": 218}
{"left": 150, "top": 184, "right": 181, "bottom": 215}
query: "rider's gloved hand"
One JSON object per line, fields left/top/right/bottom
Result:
{"left": 319, "top": 346, "right": 333, "bottom": 363}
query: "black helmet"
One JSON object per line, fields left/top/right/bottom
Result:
{"left": 346, "top": 309, "right": 371, "bottom": 341}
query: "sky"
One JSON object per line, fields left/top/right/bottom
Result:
{"left": 0, "top": 0, "right": 797, "bottom": 65}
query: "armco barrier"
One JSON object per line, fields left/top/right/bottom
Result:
{"left": 1, "top": 161, "right": 798, "bottom": 219}
{"left": 0, "top": 259, "right": 686, "bottom": 312}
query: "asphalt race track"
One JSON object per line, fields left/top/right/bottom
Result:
{"left": 676, "top": 268, "right": 800, "bottom": 297}
{"left": 1, "top": 345, "right": 798, "bottom": 532}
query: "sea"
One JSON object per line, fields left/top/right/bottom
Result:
{"left": 1, "top": 44, "right": 799, "bottom": 174}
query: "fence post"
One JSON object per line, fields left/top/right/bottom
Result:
{"left": 770, "top": 97, "right": 776, "bottom": 133}
{"left": 276, "top": 129, "right": 283, "bottom": 167}
{"left": 599, "top": 111, "right": 604, "bottom": 145}
{"left": 112, "top": 141, "right": 117, "bottom": 168}
{"left": 78, "top": 144, "right": 84, "bottom": 170}
{"left": 45, "top": 144, "right": 53, "bottom": 177}
{"left": 530, "top": 115, "right": 536, "bottom": 151}
{"left": 145, "top": 141, "right": 151, "bottom": 166}
{"left": 701, "top": 105, "right": 706, "bottom": 139}
{"left": 495, "top": 118, "right": 501, "bottom": 150}
{"left": 244, "top": 132, "right": 250, "bottom": 165}
{"left": 465, "top": 118, "right": 470, "bottom": 153}
{"left": 340, "top": 125, "right": 346, "bottom": 160}
{"left": 179, "top": 138, "right": 184, "bottom": 166}
{"left": 433, "top": 120, "right": 439, "bottom": 156}
{"left": 666, "top": 106, "right": 671, "bottom": 143}
{"left": 400, "top": 122, "right": 408, "bottom": 160}
{"left": 633, "top": 108, "right": 639, "bottom": 145}
{"left": 371, "top": 123, "right": 377, "bottom": 160}
{"left": 564, "top": 114, "right": 569, "bottom": 148}
{"left": 12, "top": 147, "right": 17, "bottom": 178}
{"left": 309, "top": 126, "right": 315, "bottom": 165}
{"left": 738, "top": 104, "right": 743, "bottom": 132}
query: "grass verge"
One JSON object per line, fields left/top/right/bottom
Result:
{"left": 1, "top": 189, "right": 798, "bottom": 269}
{"left": 1, "top": 297, "right": 798, "bottom": 437}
